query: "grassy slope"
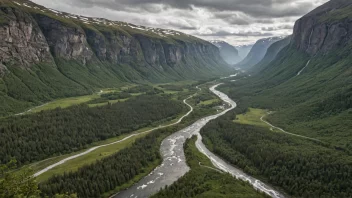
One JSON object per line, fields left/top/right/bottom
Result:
{"left": 153, "top": 136, "right": 269, "bottom": 198}
{"left": 221, "top": 44, "right": 352, "bottom": 150}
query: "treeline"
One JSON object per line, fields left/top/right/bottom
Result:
{"left": 39, "top": 124, "right": 184, "bottom": 197}
{"left": 201, "top": 111, "right": 352, "bottom": 198}
{"left": 0, "top": 95, "right": 185, "bottom": 166}
{"left": 153, "top": 136, "right": 268, "bottom": 198}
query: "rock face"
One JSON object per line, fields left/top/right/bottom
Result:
{"left": 292, "top": 0, "right": 352, "bottom": 55}
{"left": 0, "top": 0, "right": 227, "bottom": 74}
{"left": 34, "top": 14, "right": 94, "bottom": 65}
{"left": 0, "top": 0, "right": 230, "bottom": 116}
{"left": 0, "top": 6, "right": 53, "bottom": 70}
{"left": 210, "top": 40, "right": 240, "bottom": 65}
{"left": 236, "top": 37, "right": 284, "bottom": 70}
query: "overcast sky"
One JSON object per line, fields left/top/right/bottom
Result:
{"left": 30, "top": 0, "right": 328, "bottom": 45}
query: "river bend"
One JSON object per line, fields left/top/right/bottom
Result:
{"left": 114, "top": 84, "right": 285, "bottom": 198}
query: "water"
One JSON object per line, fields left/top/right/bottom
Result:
{"left": 113, "top": 84, "right": 285, "bottom": 198}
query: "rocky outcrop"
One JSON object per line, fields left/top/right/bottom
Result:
{"left": 33, "top": 14, "right": 93, "bottom": 65}
{"left": 0, "top": 0, "right": 227, "bottom": 73}
{"left": 291, "top": 0, "right": 352, "bottom": 55}
{"left": 0, "top": 0, "right": 229, "bottom": 108}
{"left": 0, "top": 7, "right": 53, "bottom": 69}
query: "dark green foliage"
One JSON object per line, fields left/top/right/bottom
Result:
{"left": 124, "top": 85, "right": 154, "bottom": 93}
{"left": 0, "top": 95, "right": 185, "bottom": 166}
{"left": 0, "top": 160, "right": 40, "bottom": 198}
{"left": 153, "top": 136, "right": 269, "bottom": 198}
{"left": 202, "top": 112, "right": 352, "bottom": 198}
{"left": 159, "top": 84, "right": 184, "bottom": 92}
{"left": 39, "top": 129, "right": 166, "bottom": 197}
{"left": 101, "top": 92, "right": 131, "bottom": 100}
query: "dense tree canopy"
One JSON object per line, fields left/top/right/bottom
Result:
{"left": 0, "top": 95, "right": 185, "bottom": 166}
{"left": 153, "top": 136, "right": 269, "bottom": 198}
{"left": 201, "top": 112, "right": 352, "bottom": 198}
{"left": 39, "top": 125, "right": 181, "bottom": 197}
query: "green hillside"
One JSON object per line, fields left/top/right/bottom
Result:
{"left": 203, "top": 0, "right": 352, "bottom": 197}
{"left": 0, "top": 0, "right": 231, "bottom": 116}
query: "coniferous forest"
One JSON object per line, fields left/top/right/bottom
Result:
{"left": 153, "top": 136, "right": 269, "bottom": 198}
{"left": 39, "top": 125, "right": 186, "bottom": 197}
{"left": 0, "top": 95, "right": 185, "bottom": 166}
{"left": 201, "top": 111, "right": 352, "bottom": 198}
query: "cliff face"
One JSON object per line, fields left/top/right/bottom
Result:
{"left": 0, "top": 0, "right": 227, "bottom": 72}
{"left": 0, "top": 0, "right": 230, "bottom": 116}
{"left": 292, "top": 0, "right": 352, "bottom": 55}
{"left": 0, "top": 6, "right": 53, "bottom": 71}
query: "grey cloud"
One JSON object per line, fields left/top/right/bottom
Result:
{"left": 166, "top": 21, "right": 198, "bottom": 30}
{"left": 30, "top": 0, "right": 328, "bottom": 45}
{"left": 197, "top": 30, "right": 274, "bottom": 37}
{"left": 56, "top": 0, "right": 319, "bottom": 18}
{"left": 261, "top": 24, "right": 294, "bottom": 31}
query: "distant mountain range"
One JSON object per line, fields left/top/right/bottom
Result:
{"left": 210, "top": 40, "right": 241, "bottom": 65}
{"left": 235, "top": 44, "right": 253, "bottom": 60}
{"left": 249, "top": 36, "right": 291, "bottom": 73}
{"left": 235, "top": 36, "right": 285, "bottom": 70}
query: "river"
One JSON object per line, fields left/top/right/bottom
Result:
{"left": 113, "top": 84, "right": 285, "bottom": 198}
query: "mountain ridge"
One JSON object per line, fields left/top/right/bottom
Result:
{"left": 249, "top": 36, "right": 291, "bottom": 73}
{"left": 0, "top": 0, "right": 231, "bottom": 116}
{"left": 210, "top": 40, "right": 241, "bottom": 65}
{"left": 235, "top": 36, "right": 285, "bottom": 70}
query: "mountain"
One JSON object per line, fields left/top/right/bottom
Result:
{"left": 249, "top": 36, "right": 291, "bottom": 73}
{"left": 0, "top": 0, "right": 231, "bottom": 116}
{"left": 235, "top": 36, "right": 285, "bottom": 70}
{"left": 235, "top": 44, "right": 253, "bottom": 60}
{"left": 210, "top": 40, "right": 241, "bottom": 64}
{"left": 214, "top": 1, "right": 352, "bottom": 197}
{"left": 226, "top": 0, "right": 352, "bottom": 149}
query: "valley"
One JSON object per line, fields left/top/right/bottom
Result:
{"left": 1, "top": 0, "right": 352, "bottom": 198}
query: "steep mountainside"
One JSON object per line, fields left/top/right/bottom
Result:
{"left": 292, "top": 0, "right": 352, "bottom": 55}
{"left": 0, "top": 0, "right": 230, "bottom": 116}
{"left": 249, "top": 36, "right": 291, "bottom": 73}
{"left": 214, "top": 1, "right": 352, "bottom": 196}
{"left": 223, "top": 0, "right": 352, "bottom": 149}
{"left": 235, "top": 44, "right": 253, "bottom": 60}
{"left": 235, "top": 37, "right": 284, "bottom": 70}
{"left": 210, "top": 40, "right": 241, "bottom": 64}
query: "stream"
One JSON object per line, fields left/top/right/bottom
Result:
{"left": 113, "top": 84, "right": 285, "bottom": 198}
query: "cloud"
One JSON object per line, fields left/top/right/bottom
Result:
{"left": 53, "top": 0, "right": 321, "bottom": 18}
{"left": 197, "top": 30, "right": 274, "bottom": 37}
{"left": 30, "top": 0, "right": 329, "bottom": 45}
{"left": 261, "top": 25, "right": 294, "bottom": 31}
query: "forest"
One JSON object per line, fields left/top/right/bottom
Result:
{"left": 39, "top": 124, "right": 186, "bottom": 197}
{"left": 0, "top": 95, "right": 186, "bottom": 166}
{"left": 201, "top": 111, "right": 352, "bottom": 198}
{"left": 153, "top": 136, "right": 268, "bottom": 198}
